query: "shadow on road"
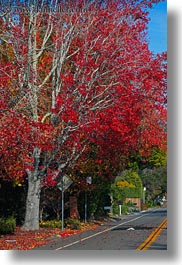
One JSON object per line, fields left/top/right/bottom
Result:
{"left": 111, "top": 225, "right": 164, "bottom": 231}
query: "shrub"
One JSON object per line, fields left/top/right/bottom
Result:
{"left": 112, "top": 203, "right": 119, "bottom": 215}
{"left": 40, "top": 220, "right": 62, "bottom": 229}
{"left": 147, "top": 200, "right": 153, "bottom": 208}
{"left": 121, "top": 205, "right": 129, "bottom": 214}
{"left": 0, "top": 217, "right": 16, "bottom": 235}
{"left": 65, "top": 218, "right": 81, "bottom": 230}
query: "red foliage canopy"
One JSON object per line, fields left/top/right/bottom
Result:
{"left": 0, "top": 0, "right": 166, "bottom": 184}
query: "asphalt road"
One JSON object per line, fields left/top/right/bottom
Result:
{"left": 35, "top": 208, "right": 167, "bottom": 250}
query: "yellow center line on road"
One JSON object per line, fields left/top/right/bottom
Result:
{"left": 136, "top": 218, "right": 167, "bottom": 250}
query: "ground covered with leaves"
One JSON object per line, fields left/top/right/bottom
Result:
{"left": 0, "top": 222, "right": 99, "bottom": 250}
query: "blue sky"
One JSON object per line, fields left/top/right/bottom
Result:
{"left": 7, "top": 0, "right": 167, "bottom": 54}
{"left": 147, "top": 1, "right": 167, "bottom": 54}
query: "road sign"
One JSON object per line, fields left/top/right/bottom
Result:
{"left": 57, "top": 175, "right": 73, "bottom": 192}
{"left": 104, "top": 206, "right": 111, "bottom": 210}
{"left": 57, "top": 174, "right": 73, "bottom": 231}
{"left": 86, "top": 176, "right": 92, "bottom": 184}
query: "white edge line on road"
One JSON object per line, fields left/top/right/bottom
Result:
{"left": 55, "top": 211, "right": 153, "bottom": 250}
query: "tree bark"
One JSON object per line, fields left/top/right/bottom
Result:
{"left": 70, "top": 195, "right": 80, "bottom": 219}
{"left": 23, "top": 173, "right": 41, "bottom": 231}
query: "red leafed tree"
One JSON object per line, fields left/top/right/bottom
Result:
{"left": 0, "top": 0, "right": 166, "bottom": 230}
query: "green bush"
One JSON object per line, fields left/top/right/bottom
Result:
{"left": 112, "top": 203, "right": 129, "bottom": 215}
{"left": 65, "top": 218, "right": 81, "bottom": 230}
{"left": 40, "top": 220, "right": 62, "bottom": 229}
{"left": 121, "top": 205, "right": 129, "bottom": 214}
{"left": 112, "top": 203, "right": 119, "bottom": 215}
{"left": 147, "top": 200, "right": 153, "bottom": 208}
{"left": 0, "top": 217, "right": 16, "bottom": 235}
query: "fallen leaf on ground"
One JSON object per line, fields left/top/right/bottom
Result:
{"left": 0, "top": 223, "right": 98, "bottom": 250}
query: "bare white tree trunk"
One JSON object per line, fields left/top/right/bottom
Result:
{"left": 23, "top": 147, "right": 41, "bottom": 231}
{"left": 23, "top": 173, "right": 41, "bottom": 231}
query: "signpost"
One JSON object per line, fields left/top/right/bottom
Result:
{"left": 143, "top": 187, "right": 146, "bottom": 204}
{"left": 85, "top": 177, "right": 92, "bottom": 223}
{"left": 57, "top": 175, "right": 73, "bottom": 230}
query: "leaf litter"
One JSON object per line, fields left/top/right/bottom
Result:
{"left": 0, "top": 223, "right": 98, "bottom": 250}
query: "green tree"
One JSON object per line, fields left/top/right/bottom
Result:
{"left": 111, "top": 170, "right": 143, "bottom": 209}
{"left": 139, "top": 148, "right": 167, "bottom": 204}
{"left": 148, "top": 149, "right": 167, "bottom": 168}
{"left": 140, "top": 167, "right": 167, "bottom": 201}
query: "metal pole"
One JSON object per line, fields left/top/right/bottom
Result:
{"left": 85, "top": 190, "right": 87, "bottom": 223}
{"left": 85, "top": 177, "right": 92, "bottom": 223}
{"left": 61, "top": 176, "right": 64, "bottom": 231}
{"left": 143, "top": 187, "right": 146, "bottom": 204}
